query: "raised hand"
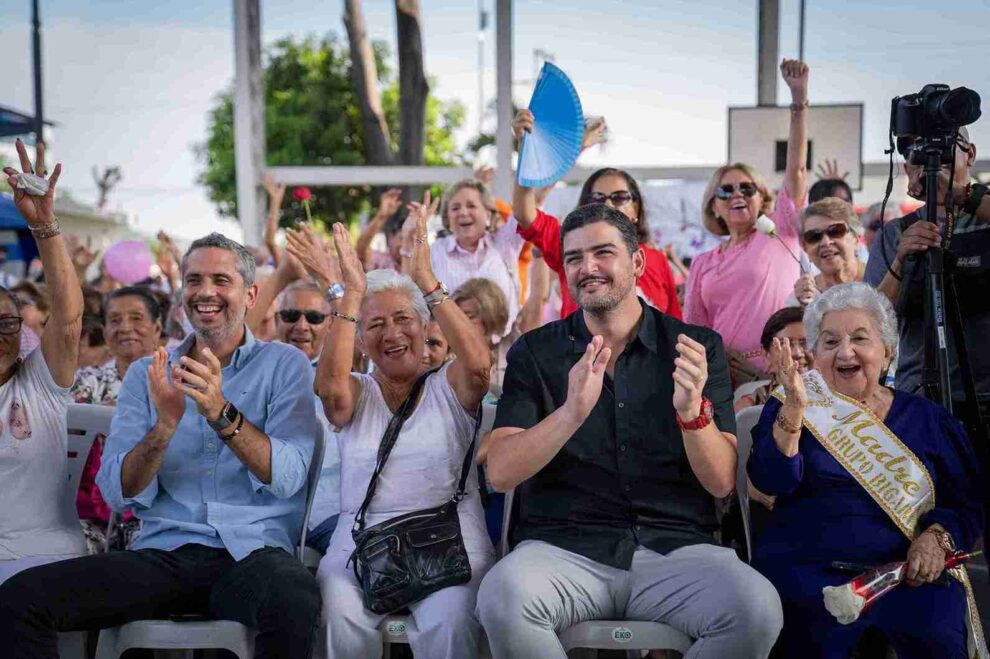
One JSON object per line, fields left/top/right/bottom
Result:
{"left": 403, "top": 190, "right": 441, "bottom": 291}
{"left": 332, "top": 222, "right": 367, "bottom": 296}
{"left": 672, "top": 334, "right": 709, "bottom": 419}
{"left": 274, "top": 241, "right": 308, "bottom": 284}
{"left": 262, "top": 172, "right": 287, "bottom": 204}
{"left": 793, "top": 273, "right": 820, "bottom": 306}
{"left": 769, "top": 337, "right": 807, "bottom": 409}
{"left": 780, "top": 58, "right": 809, "bottom": 102}
{"left": 285, "top": 225, "right": 337, "bottom": 286}
{"left": 512, "top": 109, "right": 534, "bottom": 142}
{"left": 562, "top": 335, "right": 612, "bottom": 426}
{"left": 2, "top": 138, "right": 61, "bottom": 227}
{"left": 582, "top": 116, "right": 608, "bottom": 150}
{"left": 473, "top": 166, "right": 495, "bottom": 188}
{"left": 148, "top": 348, "right": 186, "bottom": 428}
{"left": 375, "top": 188, "right": 404, "bottom": 220}
{"left": 172, "top": 348, "right": 226, "bottom": 422}
{"left": 815, "top": 158, "right": 849, "bottom": 181}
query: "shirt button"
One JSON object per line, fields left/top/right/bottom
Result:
{"left": 619, "top": 444, "right": 627, "bottom": 452}
{"left": 617, "top": 402, "right": 625, "bottom": 409}
{"left": 635, "top": 525, "right": 642, "bottom": 531}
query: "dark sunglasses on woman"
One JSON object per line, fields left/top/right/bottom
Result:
{"left": 278, "top": 309, "right": 328, "bottom": 325}
{"left": 714, "top": 182, "right": 759, "bottom": 200}
{"left": 587, "top": 190, "right": 636, "bottom": 206}
{"left": 802, "top": 222, "right": 849, "bottom": 245}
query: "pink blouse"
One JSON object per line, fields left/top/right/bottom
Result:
{"left": 683, "top": 186, "right": 804, "bottom": 373}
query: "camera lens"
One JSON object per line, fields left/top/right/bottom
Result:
{"left": 935, "top": 87, "right": 981, "bottom": 127}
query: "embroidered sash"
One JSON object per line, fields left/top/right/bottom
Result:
{"left": 772, "top": 370, "right": 987, "bottom": 659}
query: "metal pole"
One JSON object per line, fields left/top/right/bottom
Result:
{"left": 31, "top": 0, "right": 44, "bottom": 144}
{"left": 232, "top": 0, "right": 266, "bottom": 246}
{"left": 757, "top": 0, "right": 779, "bottom": 107}
{"left": 493, "top": 0, "right": 513, "bottom": 200}
{"left": 798, "top": 0, "right": 806, "bottom": 62}
{"left": 477, "top": 0, "right": 485, "bottom": 135}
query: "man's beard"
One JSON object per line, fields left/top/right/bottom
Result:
{"left": 185, "top": 299, "right": 241, "bottom": 345}
{"left": 570, "top": 272, "right": 636, "bottom": 316}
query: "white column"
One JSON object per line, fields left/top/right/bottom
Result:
{"left": 493, "top": 0, "right": 513, "bottom": 200}
{"left": 232, "top": 0, "right": 266, "bottom": 246}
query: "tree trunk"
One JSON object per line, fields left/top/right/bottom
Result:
{"left": 395, "top": 0, "right": 429, "bottom": 168}
{"left": 344, "top": 0, "right": 393, "bottom": 166}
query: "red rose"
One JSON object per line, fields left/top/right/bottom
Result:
{"left": 292, "top": 187, "right": 312, "bottom": 202}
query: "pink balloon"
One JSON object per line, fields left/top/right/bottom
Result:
{"left": 104, "top": 240, "right": 154, "bottom": 285}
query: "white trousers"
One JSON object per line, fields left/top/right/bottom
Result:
{"left": 317, "top": 545, "right": 494, "bottom": 659}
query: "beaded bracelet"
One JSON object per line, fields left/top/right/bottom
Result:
{"left": 28, "top": 219, "right": 61, "bottom": 240}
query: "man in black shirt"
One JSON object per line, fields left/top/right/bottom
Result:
{"left": 476, "top": 204, "right": 782, "bottom": 658}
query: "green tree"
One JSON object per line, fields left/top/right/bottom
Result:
{"left": 196, "top": 35, "right": 465, "bottom": 227}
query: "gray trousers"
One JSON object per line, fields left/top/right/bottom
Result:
{"left": 477, "top": 540, "right": 783, "bottom": 659}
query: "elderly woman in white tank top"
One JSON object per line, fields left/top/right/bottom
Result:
{"left": 315, "top": 194, "right": 495, "bottom": 659}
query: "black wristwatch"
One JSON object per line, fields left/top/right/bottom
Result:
{"left": 208, "top": 401, "right": 239, "bottom": 432}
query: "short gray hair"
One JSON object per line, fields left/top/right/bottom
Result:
{"left": 804, "top": 282, "right": 898, "bottom": 350}
{"left": 181, "top": 232, "right": 256, "bottom": 285}
{"left": 361, "top": 269, "right": 430, "bottom": 327}
{"left": 280, "top": 280, "right": 329, "bottom": 310}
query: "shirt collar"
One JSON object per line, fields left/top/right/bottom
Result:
{"left": 169, "top": 324, "right": 258, "bottom": 370}
{"left": 566, "top": 298, "right": 659, "bottom": 355}
{"left": 445, "top": 233, "right": 491, "bottom": 255}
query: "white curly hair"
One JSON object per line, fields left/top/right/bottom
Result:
{"left": 804, "top": 282, "right": 899, "bottom": 351}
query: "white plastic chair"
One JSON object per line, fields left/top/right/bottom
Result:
{"left": 57, "top": 404, "right": 116, "bottom": 658}
{"left": 94, "top": 426, "right": 326, "bottom": 659}
{"left": 734, "top": 379, "right": 771, "bottom": 404}
{"left": 734, "top": 405, "right": 764, "bottom": 563}
{"left": 499, "top": 489, "right": 695, "bottom": 658}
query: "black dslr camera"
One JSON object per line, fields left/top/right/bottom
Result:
{"left": 892, "top": 84, "right": 981, "bottom": 164}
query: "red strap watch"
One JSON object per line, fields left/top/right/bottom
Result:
{"left": 676, "top": 397, "right": 714, "bottom": 431}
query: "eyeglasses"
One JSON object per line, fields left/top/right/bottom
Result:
{"left": 278, "top": 309, "right": 328, "bottom": 325}
{"left": 802, "top": 222, "right": 849, "bottom": 245}
{"left": 714, "top": 182, "right": 759, "bottom": 200}
{"left": 0, "top": 316, "right": 23, "bottom": 336}
{"left": 587, "top": 191, "right": 636, "bottom": 207}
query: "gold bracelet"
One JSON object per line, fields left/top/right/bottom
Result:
{"left": 331, "top": 310, "right": 358, "bottom": 324}
{"left": 28, "top": 219, "right": 61, "bottom": 240}
{"left": 923, "top": 526, "right": 955, "bottom": 554}
{"left": 775, "top": 411, "right": 803, "bottom": 434}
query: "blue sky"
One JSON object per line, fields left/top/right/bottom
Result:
{"left": 1, "top": 0, "right": 988, "bottom": 239}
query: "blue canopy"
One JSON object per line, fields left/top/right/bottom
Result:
{"left": 0, "top": 195, "right": 38, "bottom": 265}
{"left": 0, "top": 105, "right": 54, "bottom": 140}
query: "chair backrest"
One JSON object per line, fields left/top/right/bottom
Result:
{"left": 298, "top": 424, "right": 327, "bottom": 560}
{"left": 734, "top": 379, "right": 770, "bottom": 404}
{"left": 734, "top": 404, "right": 764, "bottom": 562}
{"left": 66, "top": 403, "right": 115, "bottom": 497}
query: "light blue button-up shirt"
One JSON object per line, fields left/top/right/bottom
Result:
{"left": 96, "top": 327, "right": 319, "bottom": 561}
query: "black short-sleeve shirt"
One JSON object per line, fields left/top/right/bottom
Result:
{"left": 494, "top": 300, "right": 736, "bottom": 569}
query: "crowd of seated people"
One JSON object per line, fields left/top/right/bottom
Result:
{"left": 2, "top": 52, "right": 990, "bottom": 659}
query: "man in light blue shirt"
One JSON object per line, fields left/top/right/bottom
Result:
{"left": 0, "top": 233, "right": 322, "bottom": 659}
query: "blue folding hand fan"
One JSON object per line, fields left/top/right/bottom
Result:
{"left": 516, "top": 62, "right": 584, "bottom": 188}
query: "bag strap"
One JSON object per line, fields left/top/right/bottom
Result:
{"left": 352, "top": 368, "right": 484, "bottom": 532}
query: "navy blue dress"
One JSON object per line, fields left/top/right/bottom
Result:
{"left": 748, "top": 389, "right": 983, "bottom": 659}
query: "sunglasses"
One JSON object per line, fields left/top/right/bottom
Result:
{"left": 0, "top": 316, "right": 22, "bottom": 336}
{"left": 803, "top": 222, "right": 849, "bottom": 245}
{"left": 714, "top": 182, "right": 759, "bottom": 200}
{"left": 278, "top": 309, "right": 328, "bottom": 325}
{"left": 587, "top": 191, "right": 636, "bottom": 206}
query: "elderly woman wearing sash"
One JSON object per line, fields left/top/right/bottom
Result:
{"left": 748, "top": 282, "right": 984, "bottom": 659}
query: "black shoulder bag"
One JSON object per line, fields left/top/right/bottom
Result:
{"left": 348, "top": 369, "right": 481, "bottom": 614}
